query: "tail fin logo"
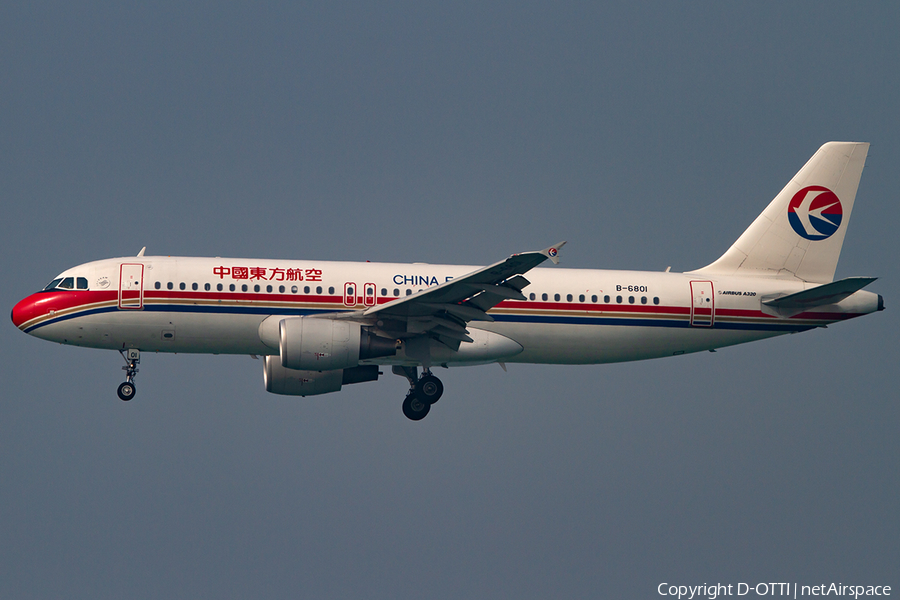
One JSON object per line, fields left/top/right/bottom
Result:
{"left": 788, "top": 186, "right": 843, "bottom": 241}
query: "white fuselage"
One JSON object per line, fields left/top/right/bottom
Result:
{"left": 13, "top": 256, "right": 880, "bottom": 366}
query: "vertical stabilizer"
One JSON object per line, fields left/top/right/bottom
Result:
{"left": 692, "top": 142, "right": 869, "bottom": 283}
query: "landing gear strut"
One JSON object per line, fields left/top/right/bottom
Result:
{"left": 393, "top": 366, "right": 444, "bottom": 421}
{"left": 117, "top": 349, "right": 140, "bottom": 401}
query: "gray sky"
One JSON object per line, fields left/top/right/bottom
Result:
{"left": 2, "top": 2, "right": 898, "bottom": 598}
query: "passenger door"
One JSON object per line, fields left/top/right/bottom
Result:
{"left": 118, "top": 264, "right": 144, "bottom": 309}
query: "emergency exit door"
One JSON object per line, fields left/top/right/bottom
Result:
{"left": 119, "top": 264, "right": 144, "bottom": 309}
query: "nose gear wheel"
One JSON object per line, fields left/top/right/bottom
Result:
{"left": 118, "top": 349, "right": 140, "bottom": 401}
{"left": 117, "top": 381, "right": 136, "bottom": 401}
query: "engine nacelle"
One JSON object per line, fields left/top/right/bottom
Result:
{"left": 264, "top": 356, "right": 379, "bottom": 396}
{"left": 279, "top": 317, "right": 397, "bottom": 371}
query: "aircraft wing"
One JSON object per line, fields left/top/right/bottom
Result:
{"left": 361, "top": 242, "right": 566, "bottom": 348}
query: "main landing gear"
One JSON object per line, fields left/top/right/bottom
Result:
{"left": 394, "top": 366, "right": 444, "bottom": 421}
{"left": 117, "top": 349, "right": 140, "bottom": 401}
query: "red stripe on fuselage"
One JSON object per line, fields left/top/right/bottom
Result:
{"left": 496, "top": 300, "right": 691, "bottom": 315}
{"left": 12, "top": 288, "right": 856, "bottom": 332}
{"left": 11, "top": 290, "right": 116, "bottom": 328}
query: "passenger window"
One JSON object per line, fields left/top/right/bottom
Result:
{"left": 406, "top": 289, "right": 412, "bottom": 296}
{"left": 628, "top": 296, "right": 635, "bottom": 304}
{"left": 579, "top": 294, "right": 585, "bottom": 302}
{"left": 179, "top": 282, "right": 186, "bottom": 290}
{"left": 616, "top": 296, "right": 622, "bottom": 303}
{"left": 542, "top": 293, "right": 548, "bottom": 301}
{"left": 241, "top": 284, "right": 248, "bottom": 292}
{"left": 155, "top": 282, "right": 161, "bottom": 290}
{"left": 653, "top": 297, "right": 660, "bottom": 305}
{"left": 393, "top": 289, "right": 400, "bottom": 297}
{"left": 278, "top": 285, "right": 284, "bottom": 293}
{"left": 529, "top": 293, "right": 536, "bottom": 300}
{"left": 192, "top": 283, "right": 198, "bottom": 291}
{"left": 266, "top": 285, "right": 272, "bottom": 293}
{"left": 205, "top": 283, "right": 211, "bottom": 291}
{"left": 604, "top": 295, "right": 610, "bottom": 303}
{"left": 347, "top": 287, "right": 354, "bottom": 295}
{"left": 229, "top": 284, "right": 235, "bottom": 292}
{"left": 381, "top": 288, "right": 387, "bottom": 296}
{"left": 167, "top": 282, "right": 173, "bottom": 290}
{"left": 217, "top": 283, "right": 223, "bottom": 291}
{"left": 591, "top": 295, "right": 598, "bottom": 303}
{"left": 567, "top": 294, "right": 573, "bottom": 302}
{"left": 316, "top": 286, "right": 322, "bottom": 294}
{"left": 328, "top": 287, "right": 335, "bottom": 295}
{"left": 554, "top": 293, "right": 560, "bottom": 301}
{"left": 304, "top": 286, "right": 310, "bottom": 294}
{"left": 77, "top": 277, "right": 88, "bottom": 290}
{"left": 291, "top": 286, "right": 298, "bottom": 293}
{"left": 254, "top": 284, "right": 260, "bottom": 292}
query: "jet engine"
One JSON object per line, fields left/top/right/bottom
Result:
{"left": 279, "top": 317, "right": 397, "bottom": 371}
{"left": 264, "top": 356, "right": 380, "bottom": 396}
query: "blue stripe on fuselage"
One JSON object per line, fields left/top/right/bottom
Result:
{"left": 25, "top": 301, "right": 816, "bottom": 334}
{"left": 491, "top": 314, "right": 812, "bottom": 332}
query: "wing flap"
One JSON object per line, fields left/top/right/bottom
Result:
{"left": 430, "top": 326, "right": 474, "bottom": 343}
{"left": 424, "top": 302, "right": 494, "bottom": 322}
{"left": 456, "top": 283, "right": 527, "bottom": 301}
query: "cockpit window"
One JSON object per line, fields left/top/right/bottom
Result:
{"left": 41, "top": 276, "right": 89, "bottom": 292}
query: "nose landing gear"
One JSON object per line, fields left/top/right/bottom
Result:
{"left": 394, "top": 366, "right": 444, "bottom": 420}
{"left": 117, "top": 349, "right": 140, "bottom": 401}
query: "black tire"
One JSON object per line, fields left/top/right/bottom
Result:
{"left": 117, "top": 381, "right": 136, "bottom": 401}
{"left": 415, "top": 375, "right": 444, "bottom": 404}
{"left": 402, "top": 393, "right": 430, "bottom": 421}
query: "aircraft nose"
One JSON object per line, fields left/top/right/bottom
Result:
{"left": 11, "top": 294, "right": 41, "bottom": 331}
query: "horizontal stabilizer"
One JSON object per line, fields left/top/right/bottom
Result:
{"left": 763, "top": 277, "right": 877, "bottom": 312}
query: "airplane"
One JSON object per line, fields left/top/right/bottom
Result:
{"left": 11, "top": 142, "right": 884, "bottom": 420}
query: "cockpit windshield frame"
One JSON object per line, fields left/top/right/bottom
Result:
{"left": 41, "top": 277, "right": 88, "bottom": 292}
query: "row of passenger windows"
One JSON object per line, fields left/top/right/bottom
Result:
{"left": 38, "top": 274, "right": 663, "bottom": 306}
{"left": 151, "top": 281, "right": 659, "bottom": 305}
{"left": 155, "top": 281, "right": 337, "bottom": 294}
{"left": 152, "top": 282, "right": 431, "bottom": 297}
{"left": 529, "top": 292, "right": 660, "bottom": 305}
